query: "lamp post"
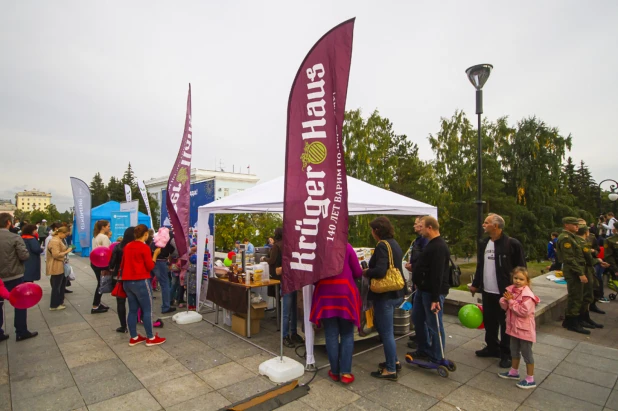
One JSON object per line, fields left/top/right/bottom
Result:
{"left": 465, "top": 64, "right": 493, "bottom": 244}
{"left": 598, "top": 179, "right": 618, "bottom": 215}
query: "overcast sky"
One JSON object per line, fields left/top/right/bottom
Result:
{"left": 2, "top": 0, "right": 617, "bottom": 212}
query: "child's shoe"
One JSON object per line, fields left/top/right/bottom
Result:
{"left": 153, "top": 319, "right": 164, "bottom": 328}
{"left": 516, "top": 379, "right": 536, "bottom": 389}
{"left": 498, "top": 371, "right": 520, "bottom": 380}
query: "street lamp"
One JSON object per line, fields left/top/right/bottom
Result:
{"left": 598, "top": 179, "right": 618, "bottom": 215}
{"left": 466, "top": 63, "right": 493, "bottom": 244}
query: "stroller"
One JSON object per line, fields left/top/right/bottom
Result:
{"left": 607, "top": 276, "right": 618, "bottom": 300}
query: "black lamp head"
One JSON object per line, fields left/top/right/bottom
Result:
{"left": 466, "top": 64, "right": 493, "bottom": 90}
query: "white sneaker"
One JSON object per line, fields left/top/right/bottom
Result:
{"left": 49, "top": 305, "right": 66, "bottom": 311}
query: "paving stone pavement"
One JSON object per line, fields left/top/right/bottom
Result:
{"left": 2, "top": 256, "right": 618, "bottom": 410}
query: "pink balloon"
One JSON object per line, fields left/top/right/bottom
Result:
{"left": 109, "top": 242, "right": 119, "bottom": 252}
{"left": 9, "top": 283, "right": 43, "bottom": 309}
{"left": 90, "top": 246, "right": 112, "bottom": 268}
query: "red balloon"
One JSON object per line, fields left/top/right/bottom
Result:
{"left": 9, "top": 283, "right": 43, "bottom": 309}
{"left": 227, "top": 251, "right": 236, "bottom": 260}
{"left": 90, "top": 246, "right": 112, "bottom": 268}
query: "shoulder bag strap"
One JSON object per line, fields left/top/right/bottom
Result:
{"left": 380, "top": 240, "right": 395, "bottom": 269}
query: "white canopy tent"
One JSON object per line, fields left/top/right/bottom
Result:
{"left": 195, "top": 175, "right": 437, "bottom": 365}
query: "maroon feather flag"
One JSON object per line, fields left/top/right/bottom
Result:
{"left": 165, "top": 84, "right": 192, "bottom": 271}
{"left": 282, "top": 19, "right": 355, "bottom": 294}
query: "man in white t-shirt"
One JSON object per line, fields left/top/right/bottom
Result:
{"left": 469, "top": 214, "right": 526, "bottom": 368}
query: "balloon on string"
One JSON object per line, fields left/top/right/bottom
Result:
{"left": 109, "top": 242, "right": 120, "bottom": 252}
{"left": 90, "top": 246, "right": 112, "bottom": 268}
{"left": 223, "top": 258, "right": 232, "bottom": 267}
{"left": 458, "top": 304, "right": 483, "bottom": 329}
{"left": 227, "top": 251, "right": 236, "bottom": 260}
{"left": 477, "top": 304, "right": 485, "bottom": 329}
{"left": 9, "top": 283, "right": 43, "bottom": 309}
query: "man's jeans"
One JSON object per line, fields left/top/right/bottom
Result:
{"left": 282, "top": 291, "right": 297, "bottom": 338}
{"left": 123, "top": 279, "right": 154, "bottom": 339}
{"left": 153, "top": 261, "right": 171, "bottom": 312}
{"left": 374, "top": 297, "right": 404, "bottom": 372}
{"left": 0, "top": 277, "right": 28, "bottom": 337}
{"left": 322, "top": 317, "right": 354, "bottom": 375}
{"left": 412, "top": 291, "right": 446, "bottom": 362}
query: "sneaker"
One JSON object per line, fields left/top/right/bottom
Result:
{"left": 146, "top": 334, "right": 166, "bottom": 346}
{"left": 188, "top": 305, "right": 196, "bottom": 311}
{"left": 116, "top": 327, "right": 128, "bottom": 333}
{"left": 598, "top": 297, "right": 610, "bottom": 304}
{"left": 498, "top": 371, "right": 520, "bottom": 380}
{"left": 129, "top": 335, "right": 147, "bottom": 346}
{"left": 283, "top": 336, "right": 296, "bottom": 348}
{"left": 516, "top": 379, "right": 536, "bottom": 389}
{"left": 475, "top": 347, "right": 501, "bottom": 358}
{"left": 91, "top": 306, "right": 108, "bottom": 314}
{"left": 49, "top": 305, "right": 66, "bottom": 311}
{"left": 100, "top": 303, "right": 110, "bottom": 309}
{"left": 291, "top": 333, "right": 305, "bottom": 344}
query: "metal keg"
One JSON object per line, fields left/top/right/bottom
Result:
{"left": 393, "top": 308, "right": 411, "bottom": 335}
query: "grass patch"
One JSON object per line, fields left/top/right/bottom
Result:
{"left": 452, "top": 261, "right": 550, "bottom": 291}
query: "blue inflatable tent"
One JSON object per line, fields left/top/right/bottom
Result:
{"left": 73, "top": 201, "right": 152, "bottom": 257}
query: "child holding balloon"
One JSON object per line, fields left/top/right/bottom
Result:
{"left": 498, "top": 267, "right": 540, "bottom": 389}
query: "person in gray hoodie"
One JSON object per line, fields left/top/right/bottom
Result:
{"left": 0, "top": 213, "right": 38, "bottom": 342}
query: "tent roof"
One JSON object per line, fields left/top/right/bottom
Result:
{"left": 92, "top": 201, "right": 150, "bottom": 220}
{"left": 198, "top": 175, "right": 437, "bottom": 217}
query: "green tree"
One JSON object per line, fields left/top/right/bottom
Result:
{"left": 107, "top": 177, "right": 124, "bottom": 202}
{"left": 214, "top": 213, "right": 282, "bottom": 250}
{"left": 90, "top": 172, "right": 108, "bottom": 207}
{"left": 121, "top": 162, "right": 137, "bottom": 188}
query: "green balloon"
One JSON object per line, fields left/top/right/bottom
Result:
{"left": 223, "top": 258, "right": 232, "bottom": 267}
{"left": 458, "top": 304, "right": 483, "bottom": 329}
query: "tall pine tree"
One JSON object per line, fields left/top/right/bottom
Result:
{"left": 90, "top": 172, "right": 108, "bottom": 207}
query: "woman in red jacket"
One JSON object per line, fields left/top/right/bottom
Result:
{"left": 121, "top": 224, "right": 166, "bottom": 346}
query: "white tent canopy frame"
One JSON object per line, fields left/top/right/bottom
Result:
{"left": 195, "top": 175, "right": 437, "bottom": 364}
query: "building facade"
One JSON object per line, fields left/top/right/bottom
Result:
{"left": 15, "top": 189, "right": 52, "bottom": 212}
{"left": 0, "top": 200, "right": 16, "bottom": 216}
{"left": 144, "top": 168, "right": 260, "bottom": 217}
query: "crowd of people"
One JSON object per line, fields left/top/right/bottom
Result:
{"left": 1, "top": 209, "right": 617, "bottom": 392}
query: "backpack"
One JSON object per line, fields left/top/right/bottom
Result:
{"left": 449, "top": 257, "right": 461, "bottom": 287}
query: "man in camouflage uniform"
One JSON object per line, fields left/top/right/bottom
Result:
{"left": 605, "top": 222, "right": 618, "bottom": 279}
{"left": 556, "top": 217, "right": 589, "bottom": 334}
{"left": 575, "top": 219, "right": 607, "bottom": 329}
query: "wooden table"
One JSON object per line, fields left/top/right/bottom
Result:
{"left": 207, "top": 277, "right": 280, "bottom": 338}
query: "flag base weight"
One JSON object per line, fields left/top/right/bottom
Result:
{"left": 259, "top": 356, "right": 305, "bottom": 384}
{"left": 172, "top": 311, "right": 203, "bottom": 325}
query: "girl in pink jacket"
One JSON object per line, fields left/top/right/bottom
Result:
{"left": 498, "top": 267, "right": 540, "bottom": 390}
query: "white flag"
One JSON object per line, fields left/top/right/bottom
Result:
{"left": 124, "top": 185, "right": 132, "bottom": 202}
{"left": 137, "top": 180, "right": 154, "bottom": 229}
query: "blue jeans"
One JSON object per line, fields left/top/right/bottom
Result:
{"left": 0, "top": 277, "right": 28, "bottom": 337}
{"left": 123, "top": 279, "right": 154, "bottom": 339}
{"left": 373, "top": 297, "right": 403, "bottom": 373}
{"left": 153, "top": 261, "right": 171, "bottom": 312}
{"left": 322, "top": 317, "right": 354, "bottom": 375}
{"left": 282, "top": 291, "right": 297, "bottom": 337}
{"left": 412, "top": 291, "right": 446, "bottom": 362}
{"left": 170, "top": 275, "right": 180, "bottom": 302}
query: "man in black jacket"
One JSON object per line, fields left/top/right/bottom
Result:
{"left": 409, "top": 216, "right": 451, "bottom": 363}
{"left": 469, "top": 213, "right": 526, "bottom": 368}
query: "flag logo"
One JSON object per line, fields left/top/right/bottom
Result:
{"left": 301, "top": 141, "right": 327, "bottom": 170}
{"left": 177, "top": 168, "right": 189, "bottom": 185}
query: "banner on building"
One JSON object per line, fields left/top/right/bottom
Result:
{"left": 161, "top": 179, "right": 214, "bottom": 235}
{"left": 165, "top": 84, "right": 193, "bottom": 271}
{"left": 69, "top": 177, "right": 92, "bottom": 248}
{"left": 124, "top": 185, "right": 132, "bottom": 202}
{"left": 282, "top": 19, "right": 354, "bottom": 294}
{"left": 137, "top": 180, "right": 154, "bottom": 229}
